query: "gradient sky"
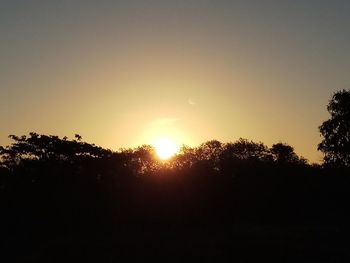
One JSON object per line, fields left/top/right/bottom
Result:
{"left": 1, "top": 0, "right": 350, "bottom": 163}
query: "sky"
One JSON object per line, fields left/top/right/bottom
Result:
{"left": 1, "top": 0, "right": 350, "bottom": 163}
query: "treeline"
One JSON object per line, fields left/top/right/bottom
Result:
{"left": 1, "top": 133, "right": 349, "bottom": 261}
{"left": 0, "top": 132, "right": 348, "bottom": 227}
{"left": 0, "top": 132, "right": 310, "bottom": 178}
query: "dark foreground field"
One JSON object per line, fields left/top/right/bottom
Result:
{"left": 7, "top": 224, "right": 346, "bottom": 262}
{"left": 2, "top": 168, "right": 349, "bottom": 262}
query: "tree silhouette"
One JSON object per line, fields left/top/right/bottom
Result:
{"left": 222, "top": 138, "right": 272, "bottom": 162}
{"left": 126, "top": 145, "right": 159, "bottom": 175}
{"left": 195, "top": 140, "right": 223, "bottom": 171}
{"left": 271, "top": 143, "right": 299, "bottom": 164}
{"left": 318, "top": 90, "right": 350, "bottom": 167}
{"left": 172, "top": 145, "right": 197, "bottom": 170}
{"left": 0, "top": 132, "right": 112, "bottom": 168}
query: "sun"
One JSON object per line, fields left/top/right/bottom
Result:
{"left": 154, "top": 138, "right": 179, "bottom": 160}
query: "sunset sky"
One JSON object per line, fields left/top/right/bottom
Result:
{"left": 1, "top": 0, "right": 350, "bottom": 163}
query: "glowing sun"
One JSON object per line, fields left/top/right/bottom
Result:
{"left": 154, "top": 138, "right": 179, "bottom": 160}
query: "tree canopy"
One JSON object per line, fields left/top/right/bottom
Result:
{"left": 0, "top": 133, "right": 309, "bottom": 177}
{"left": 318, "top": 89, "right": 350, "bottom": 167}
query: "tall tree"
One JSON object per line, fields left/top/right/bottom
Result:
{"left": 318, "top": 90, "right": 350, "bottom": 167}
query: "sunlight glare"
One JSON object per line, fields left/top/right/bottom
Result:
{"left": 154, "top": 138, "right": 179, "bottom": 160}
